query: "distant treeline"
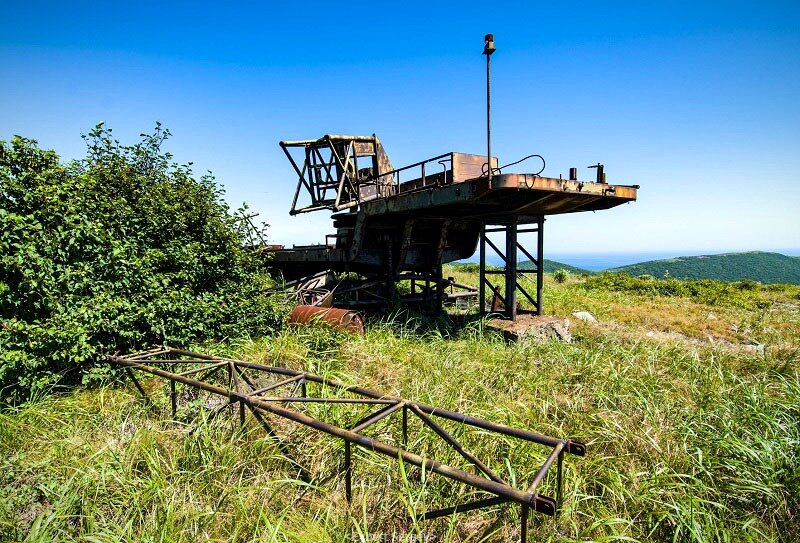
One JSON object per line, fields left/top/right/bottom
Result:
{"left": 463, "top": 251, "right": 800, "bottom": 285}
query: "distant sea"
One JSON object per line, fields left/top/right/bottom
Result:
{"left": 477, "top": 248, "right": 800, "bottom": 271}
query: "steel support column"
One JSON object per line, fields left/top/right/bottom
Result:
{"left": 479, "top": 217, "right": 544, "bottom": 320}
{"left": 505, "top": 222, "right": 518, "bottom": 321}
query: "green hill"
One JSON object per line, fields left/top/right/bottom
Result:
{"left": 521, "top": 259, "right": 593, "bottom": 275}
{"left": 610, "top": 251, "right": 800, "bottom": 284}
{"left": 450, "top": 259, "right": 592, "bottom": 275}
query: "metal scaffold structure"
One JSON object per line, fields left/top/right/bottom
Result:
{"left": 111, "top": 347, "right": 586, "bottom": 540}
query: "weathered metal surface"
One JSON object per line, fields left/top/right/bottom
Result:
{"left": 266, "top": 35, "right": 638, "bottom": 320}
{"left": 281, "top": 134, "right": 395, "bottom": 215}
{"left": 267, "top": 140, "right": 637, "bottom": 318}
{"left": 110, "top": 347, "right": 586, "bottom": 539}
{"left": 267, "top": 166, "right": 635, "bottom": 278}
{"left": 288, "top": 305, "right": 364, "bottom": 334}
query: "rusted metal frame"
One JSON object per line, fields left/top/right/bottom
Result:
{"left": 127, "top": 347, "right": 170, "bottom": 360}
{"left": 329, "top": 139, "right": 355, "bottom": 210}
{"left": 402, "top": 404, "right": 409, "bottom": 447}
{"left": 257, "top": 397, "right": 396, "bottom": 405}
{"left": 291, "top": 376, "right": 306, "bottom": 398}
{"left": 129, "top": 349, "right": 585, "bottom": 453}
{"left": 514, "top": 279, "right": 538, "bottom": 308}
{"left": 516, "top": 242, "right": 538, "bottom": 271}
{"left": 245, "top": 404, "right": 311, "bottom": 482}
{"left": 364, "top": 152, "right": 451, "bottom": 193}
{"left": 334, "top": 277, "right": 387, "bottom": 298}
{"left": 233, "top": 364, "right": 310, "bottom": 480}
{"left": 481, "top": 227, "right": 509, "bottom": 313}
{"left": 308, "top": 147, "right": 329, "bottom": 204}
{"left": 536, "top": 216, "right": 544, "bottom": 315}
{"left": 351, "top": 400, "right": 405, "bottom": 433}
{"left": 229, "top": 361, "right": 248, "bottom": 426}
{"left": 178, "top": 360, "right": 228, "bottom": 377}
{"left": 344, "top": 400, "right": 406, "bottom": 501}
{"left": 398, "top": 219, "right": 415, "bottom": 272}
{"left": 310, "top": 147, "right": 328, "bottom": 203}
{"left": 310, "top": 145, "right": 341, "bottom": 210}
{"left": 483, "top": 280, "right": 508, "bottom": 311}
{"left": 248, "top": 374, "right": 305, "bottom": 396}
{"left": 110, "top": 355, "right": 563, "bottom": 515}
{"left": 526, "top": 441, "right": 565, "bottom": 495}
{"left": 170, "top": 380, "right": 177, "bottom": 419}
{"left": 506, "top": 222, "right": 518, "bottom": 320}
{"left": 282, "top": 270, "right": 330, "bottom": 290}
{"left": 312, "top": 145, "right": 337, "bottom": 189}
{"left": 417, "top": 495, "right": 507, "bottom": 521}
{"left": 232, "top": 358, "right": 584, "bottom": 454}
{"left": 521, "top": 505, "right": 529, "bottom": 542}
{"left": 132, "top": 359, "right": 222, "bottom": 364}
{"left": 479, "top": 223, "right": 486, "bottom": 313}
{"left": 343, "top": 439, "right": 353, "bottom": 501}
{"left": 124, "top": 367, "right": 153, "bottom": 406}
{"left": 409, "top": 404, "right": 505, "bottom": 485}
{"left": 349, "top": 142, "right": 360, "bottom": 199}
{"left": 483, "top": 235, "right": 507, "bottom": 263}
{"left": 280, "top": 142, "right": 311, "bottom": 215}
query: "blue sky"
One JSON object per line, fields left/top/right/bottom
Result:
{"left": 2, "top": 1, "right": 798, "bottom": 259}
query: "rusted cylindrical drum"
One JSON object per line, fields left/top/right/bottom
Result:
{"left": 288, "top": 305, "right": 364, "bottom": 335}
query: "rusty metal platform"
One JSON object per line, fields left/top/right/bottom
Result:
{"left": 267, "top": 168, "right": 636, "bottom": 278}
{"left": 264, "top": 37, "right": 637, "bottom": 319}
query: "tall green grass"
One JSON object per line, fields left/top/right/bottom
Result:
{"left": 2, "top": 276, "right": 798, "bottom": 542}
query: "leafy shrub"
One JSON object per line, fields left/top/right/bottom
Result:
{"left": 734, "top": 279, "right": 760, "bottom": 290}
{"left": 581, "top": 272, "right": 767, "bottom": 310}
{"left": 0, "top": 124, "right": 282, "bottom": 403}
{"left": 553, "top": 268, "right": 568, "bottom": 283}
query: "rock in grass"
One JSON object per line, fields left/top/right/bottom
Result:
{"left": 572, "top": 310, "right": 598, "bottom": 323}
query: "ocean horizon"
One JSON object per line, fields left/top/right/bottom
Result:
{"left": 468, "top": 248, "right": 800, "bottom": 271}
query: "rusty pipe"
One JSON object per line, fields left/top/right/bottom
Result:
{"left": 288, "top": 305, "right": 364, "bottom": 335}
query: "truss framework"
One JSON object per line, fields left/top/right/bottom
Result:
{"left": 479, "top": 218, "right": 544, "bottom": 320}
{"left": 110, "top": 347, "right": 585, "bottom": 541}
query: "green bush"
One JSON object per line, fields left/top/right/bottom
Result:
{"left": 0, "top": 124, "right": 282, "bottom": 403}
{"left": 553, "top": 268, "right": 568, "bottom": 283}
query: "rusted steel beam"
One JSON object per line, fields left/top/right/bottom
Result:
{"left": 409, "top": 403, "right": 506, "bottom": 485}
{"left": 110, "top": 344, "right": 588, "bottom": 543}
{"left": 110, "top": 347, "right": 585, "bottom": 527}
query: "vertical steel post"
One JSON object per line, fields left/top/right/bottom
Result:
{"left": 556, "top": 449, "right": 564, "bottom": 512}
{"left": 401, "top": 404, "right": 408, "bottom": 449}
{"left": 170, "top": 380, "right": 177, "bottom": 419}
{"left": 536, "top": 216, "right": 544, "bottom": 316}
{"left": 479, "top": 223, "right": 486, "bottom": 315}
{"left": 506, "top": 222, "right": 518, "bottom": 320}
{"left": 520, "top": 504, "right": 529, "bottom": 542}
{"left": 435, "top": 262, "right": 444, "bottom": 314}
{"left": 484, "top": 34, "right": 495, "bottom": 182}
{"left": 344, "top": 440, "right": 352, "bottom": 502}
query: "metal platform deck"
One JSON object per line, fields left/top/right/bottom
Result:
{"left": 266, "top": 132, "right": 637, "bottom": 318}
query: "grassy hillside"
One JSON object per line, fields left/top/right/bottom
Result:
{"left": 520, "top": 259, "right": 593, "bottom": 275}
{"left": 454, "top": 260, "right": 592, "bottom": 275}
{"left": 611, "top": 251, "right": 800, "bottom": 284}
{"left": 2, "top": 272, "right": 799, "bottom": 542}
